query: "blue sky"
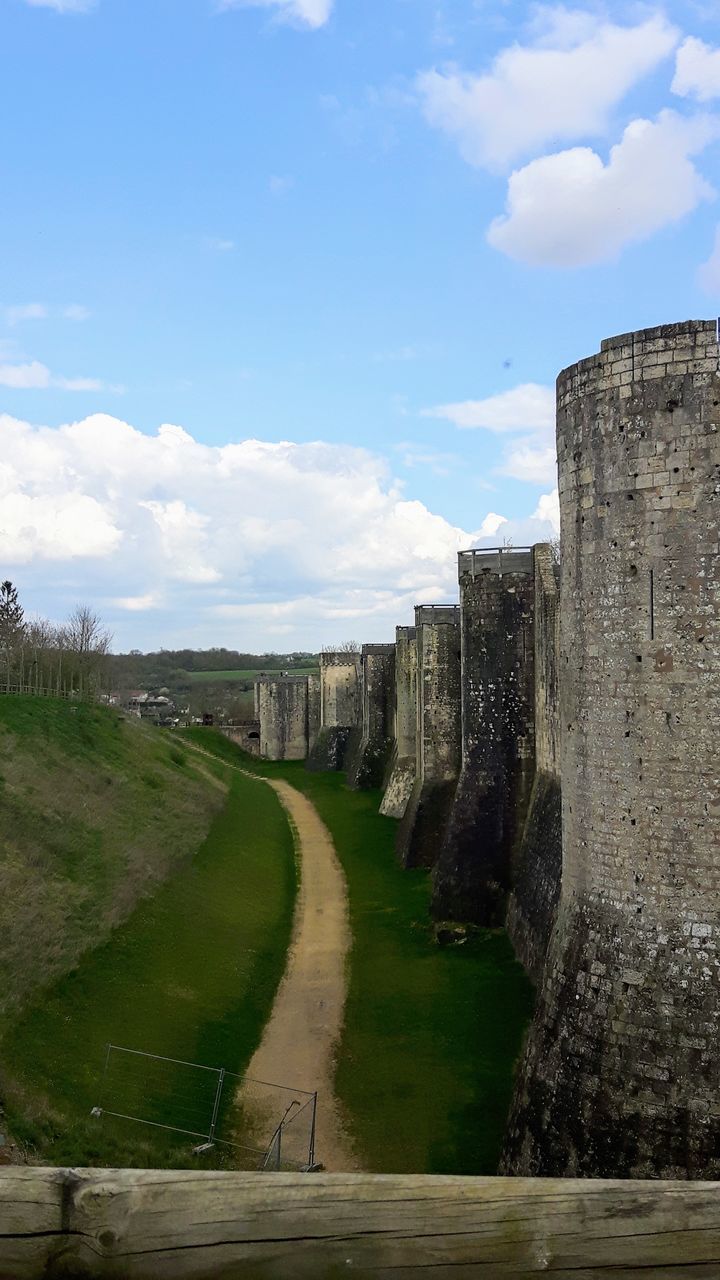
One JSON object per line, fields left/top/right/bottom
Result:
{"left": 1, "top": 0, "right": 719, "bottom": 650}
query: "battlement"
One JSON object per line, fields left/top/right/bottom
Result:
{"left": 414, "top": 605, "right": 459, "bottom": 626}
{"left": 361, "top": 644, "right": 396, "bottom": 656}
{"left": 458, "top": 547, "right": 534, "bottom": 577}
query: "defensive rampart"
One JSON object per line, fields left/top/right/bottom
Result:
{"left": 396, "top": 606, "right": 461, "bottom": 869}
{"left": 255, "top": 676, "right": 309, "bottom": 761}
{"left": 346, "top": 644, "right": 396, "bottom": 789}
{"left": 432, "top": 548, "right": 536, "bottom": 925}
{"left": 506, "top": 543, "right": 562, "bottom": 982}
{"left": 380, "top": 626, "right": 418, "bottom": 818}
{"left": 503, "top": 319, "right": 720, "bottom": 1178}
{"left": 306, "top": 650, "right": 361, "bottom": 771}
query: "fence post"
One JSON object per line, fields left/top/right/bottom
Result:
{"left": 309, "top": 1093, "right": 318, "bottom": 1169}
{"left": 208, "top": 1067, "right": 225, "bottom": 1144}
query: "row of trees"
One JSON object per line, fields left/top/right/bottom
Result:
{"left": 0, "top": 581, "right": 112, "bottom": 698}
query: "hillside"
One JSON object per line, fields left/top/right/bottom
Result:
{"left": 0, "top": 696, "right": 225, "bottom": 1024}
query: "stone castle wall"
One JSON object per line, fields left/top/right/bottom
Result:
{"left": 506, "top": 543, "right": 562, "bottom": 982}
{"left": 503, "top": 320, "right": 720, "bottom": 1178}
{"left": 306, "top": 650, "right": 362, "bottom": 771}
{"left": 256, "top": 677, "right": 309, "bottom": 761}
{"left": 396, "top": 606, "right": 461, "bottom": 869}
{"left": 380, "top": 626, "right": 418, "bottom": 818}
{"left": 432, "top": 550, "right": 536, "bottom": 925}
{"left": 347, "top": 644, "right": 396, "bottom": 790}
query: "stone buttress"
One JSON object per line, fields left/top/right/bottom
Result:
{"left": 396, "top": 606, "right": 461, "bottom": 869}
{"left": 431, "top": 548, "right": 535, "bottom": 925}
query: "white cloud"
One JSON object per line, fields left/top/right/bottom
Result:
{"left": 423, "top": 383, "right": 554, "bottom": 433}
{"left": 5, "top": 304, "right": 48, "bottom": 326}
{"left": 417, "top": 11, "right": 678, "bottom": 169}
{"left": 63, "top": 304, "right": 91, "bottom": 321}
{"left": 23, "top": 0, "right": 95, "bottom": 10}
{"left": 479, "top": 512, "right": 508, "bottom": 537}
{"left": 501, "top": 442, "right": 557, "bottom": 486}
{"left": 673, "top": 37, "right": 720, "bottom": 102}
{"left": 0, "top": 361, "right": 117, "bottom": 392}
{"left": 533, "top": 489, "right": 560, "bottom": 530}
{"left": 202, "top": 236, "right": 236, "bottom": 253}
{"left": 4, "top": 302, "right": 91, "bottom": 326}
{"left": 0, "top": 362, "right": 52, "bottom": 389}
{"left": 0, "top": 412, "right": 555, "bottom": 648}
{"left": 698, "top": 223, "right": 720, "bottom": 291}
{"left": 488, "top": 110, "right": 719, "bottom": 267}
{"left": 217, "top": 0, "right": 332, "bottom": 30}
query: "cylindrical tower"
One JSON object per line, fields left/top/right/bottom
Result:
{"left": 503, "top": 320, "right": 720, "bottom": 1178}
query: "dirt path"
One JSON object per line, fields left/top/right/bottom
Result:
{"left": 182, "top": 743, "right": 358, "bottom": 1172}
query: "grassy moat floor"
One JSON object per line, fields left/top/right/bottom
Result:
{"left": 0, "top": 712, "right": 533, "bottom": 1175}
{"left": 184, "top": 731, "right": 535, "bottom": 1175}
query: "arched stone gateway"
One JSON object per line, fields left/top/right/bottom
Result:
{"left": 503, "top": 320, "right": 720, "bottom": 1178}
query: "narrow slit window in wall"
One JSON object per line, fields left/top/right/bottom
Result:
{"left": 649, "top": 569, "right": 655, "bottom": 641}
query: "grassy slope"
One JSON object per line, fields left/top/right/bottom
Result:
{"left": 0, "top": 697, "right": 223, "bottom": 1022}
{"left": 1, "top": 769, "right": 295, "bottom": 1168}
{"left": 0, "top": 700, "right": 296, "bottom": 1169}
{"left": 184, "top": 730, "right": 534, "bottom": 1175}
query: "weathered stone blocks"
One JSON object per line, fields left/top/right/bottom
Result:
{"left": 432, "top": 548, "right": 536, "bottom": 925}
{"left": 255, "top": 676, "right": 309, "bottom": 761}
{"left": 346, "top": 644, "right": 396, "bottom": 790}
{"left": 396, "top": 606, "right": 461, "bottom": 869}
{"left": 380, "top": 626, "right": 418, "bottom": 818}
{"left": 503, "top": 319, "right": 720, "bottom": 1178}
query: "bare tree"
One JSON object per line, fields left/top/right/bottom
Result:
{"left": 65, "top": 605, "right": 112, "bottom": 696}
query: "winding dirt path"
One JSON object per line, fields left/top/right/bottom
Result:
{"left": 183, "top": 742, "right": 358, "bottom": 1172}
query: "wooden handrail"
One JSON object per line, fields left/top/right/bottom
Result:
{"left": 2, "top": 1168, "right": 720, "bottom": 1278}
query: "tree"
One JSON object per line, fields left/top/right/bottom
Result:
{"left": 0, "top": 581, "right": 25, "bottom": 690}
{"left": 65, "top": 605, "right": 112, "bottom": 696}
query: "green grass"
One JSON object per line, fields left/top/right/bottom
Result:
{"left": 183, "top": 667, "right": 318, "bottom": 684}
{"left": 0, "top": 697, "right": 224, "bottom": 1022}
{"left": 0, "top": 767, "right": 296, "bottom": 1168}
{"left": 183, "top": 730, "right": 535, "bottom": 1175}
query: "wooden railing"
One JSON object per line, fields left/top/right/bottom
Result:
{"left": 2, "top": 1168, "right": 720, "bottom": 1278}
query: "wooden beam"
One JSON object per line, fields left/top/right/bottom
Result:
{"left": 3, "top": 1169, "right": 720, "bottom": 1279}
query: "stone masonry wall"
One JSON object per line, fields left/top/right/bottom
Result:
{"left": 347, "top": 644, "right": 396, "bottom": 790}
{"left": 432, "top": 550, "right": 536, "bottom": 925}
{"left": 256, "top": 677, "right": 309, "bottom": 761}
{"left": 380, "top": 626, "right": 418, "bottom": 818}
{"left": 503, "top": 320, "right": 720, "bottom": 1178}
{"left": 397, "top": 606, "right": 461, "bottom": 869}
{"left": 306, "top": 650, "right": 361, "bottom": 771}
{"left": 507, "top": 543, "right": 563, "bottom": 983}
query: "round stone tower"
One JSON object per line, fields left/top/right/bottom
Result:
{"left": 503, "top": 320, "right": 720, "bottom": 1178}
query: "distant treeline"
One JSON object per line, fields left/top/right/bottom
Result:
{"left": 107, "top": 648, "right": 319, "bottom": 693}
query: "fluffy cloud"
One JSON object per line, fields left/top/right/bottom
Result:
{"left": 0, "top": 413, "right": 557, "bottom": 648}
{"left": 488, "top": 110, "right": 719, "bottom": 267}
{"left": 417, "top": 11, "right": 678, "bottom": 169}
{"left": 218, "top": 0, "right": 332, "bottom": 29}
{"left": 673, "top": 37, "right": 720, "bottom": 102}
{"left": 501, "top": 443, "right": 557, "bottom": 486}
{"left": 0, "top": 361, "right": 113, "bottom": 392}
{"left": 424, "top": 382, "right": 557, "bottom": 488}
{"left": 423, "top": 383, "right": 554, "bottom": 432}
